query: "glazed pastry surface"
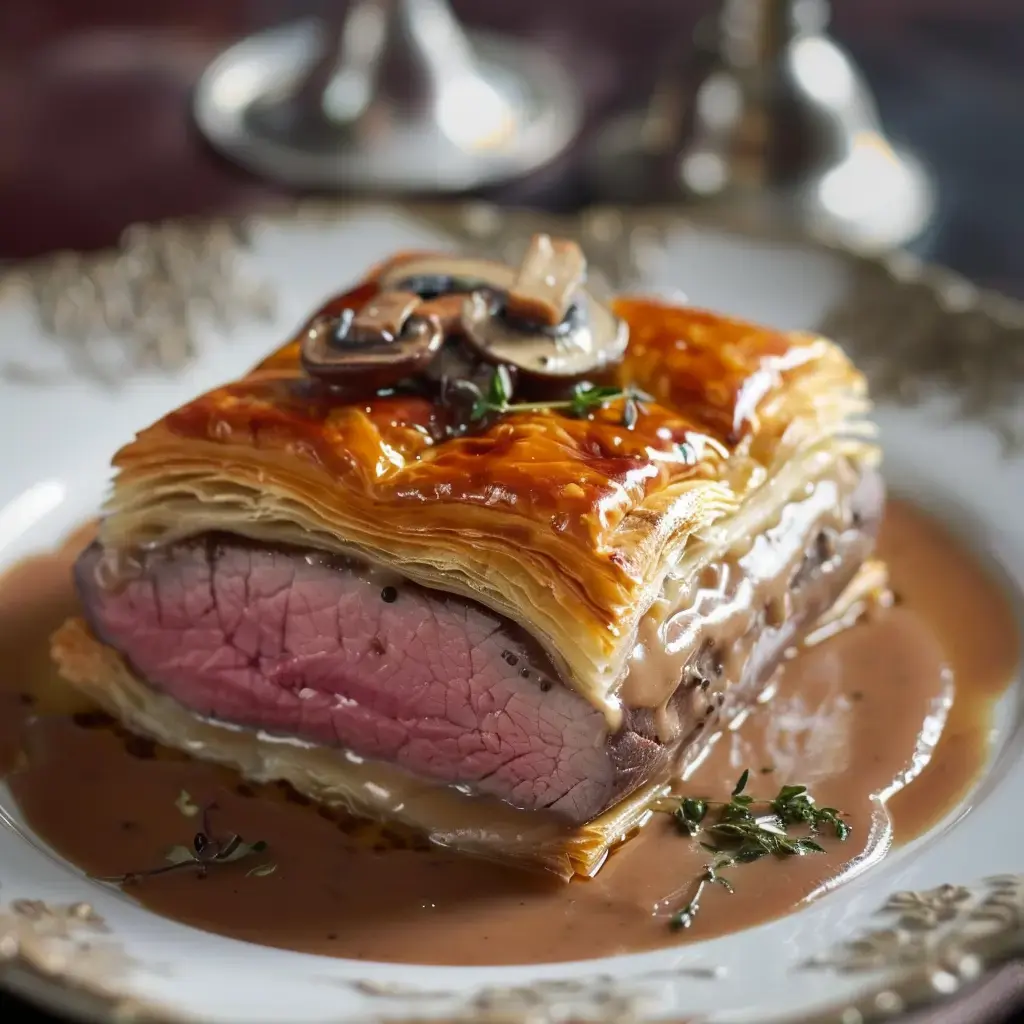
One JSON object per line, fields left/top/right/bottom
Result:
{"left": 98, "top": 252, "right": 877, "bottom": 718}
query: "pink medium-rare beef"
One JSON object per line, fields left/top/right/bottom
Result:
{"left": 79, "top": 538, "right": 613, "bottom": 817}
{"left": 74, "top": 468, "right": 884, "bottom": 824}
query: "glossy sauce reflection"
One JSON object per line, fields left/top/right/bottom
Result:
{"left": 0, "top": 501, "right": 1018, "bottom": 966}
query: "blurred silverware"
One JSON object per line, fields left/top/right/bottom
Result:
{"left": 193, "top": 0, "right": 582, "bottom": 193}
{"left": 587, "top": 0, "right": 935, "bottom": 253}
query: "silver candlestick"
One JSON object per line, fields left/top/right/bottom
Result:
{"left": 193, "top": 0, "right": 582, "bottom": 193}
{"left": 588, "top": 0, "right": 935, "bottom": 252}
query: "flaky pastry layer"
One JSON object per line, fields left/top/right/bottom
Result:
{"left": 96, "top": 258, "right": 877, "bottom": 718}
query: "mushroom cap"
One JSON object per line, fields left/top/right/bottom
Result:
{"left": 301, "top": 242, "right": 629, "bottom": 394}
{"left": 459, "top": 290, "right": 628, "bottom": 379}
{"left": 379, "top": 256, "right": 515, "bottom": 298}
{"left": 301, "top": 304, "right": 444, "bottom": 391}
{"left": 383, "top": 249, "right": 629, "bottom": 381}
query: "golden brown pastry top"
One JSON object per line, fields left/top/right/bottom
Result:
{"left": 101, "top": 248, "right": 875, "bottom": 718}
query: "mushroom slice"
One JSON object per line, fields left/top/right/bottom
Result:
{"left": 416, "top": 293, "right": 467, "bottom": 333}
{"left": 351, "top": 291, "right": 424, "bottom": 342}
{"left": 460, "top": 290, "right": 628, "bottom": 379}
{"left": 375, "top": 243, "right": 628, "bottom": 380}
{"left": 505, "top": 235, "right": 587, "bottom": 327}
{"left": 378, "top": 256, "right": 516, "bottom": 299}
{"left": 301, "top": 290, "right": 444, "bottom": 390}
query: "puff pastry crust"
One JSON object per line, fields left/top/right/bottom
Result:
{"left": 95, "top": 252, "right": 877, "bottom": 721}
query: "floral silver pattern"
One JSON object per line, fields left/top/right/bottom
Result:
{"left": 0, "top": 220, "right": 275, "bottom": 386}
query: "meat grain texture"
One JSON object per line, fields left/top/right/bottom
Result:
{"left": 76, "top": 469, "right": 882, "bottom": 823}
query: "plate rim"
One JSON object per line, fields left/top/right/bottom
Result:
{"left": 0, "top": 197, "right": 1023, "bottom": 1024}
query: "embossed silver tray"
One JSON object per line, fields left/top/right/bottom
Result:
{"left": 0, "top": 202, "right": 1022, "bottom": 1024}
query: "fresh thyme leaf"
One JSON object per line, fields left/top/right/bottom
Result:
{"left": 217, "top": 838, "right": 268, "bottom": 863}
{"left": 175, "top": 790, "right": 200, "bottom": 818}
{"left": 465, "top": 370, "right": 651, "bottom": 427}
{"left": 682, "top": 797, "right": 707, "bottom": 824}
{"left": 95, "top": 811, "right": 269, "bottom": 885}
{"left": 670, "top": 903, "right": 697, "bottom": 931}
{"left": 659, "top": 769, "right": 851, "bottom": 931}
{"left": 706, "top": 864, "right": 733, "bottom": 892}
{"left": 732, "top": 847, "right": 768, "bottom": 864}
{"left": 769, "top": 786, "right": 851, "bottom": 838}
{"left": 469, "top": 394, "right": 489, "bottom": 423}
{"left": 246, "top": 862, "right": 278, "bottom": 878}
{"left": 212, "top": 833, "right": 241, "bottom": 859}
{"left": 673, "top": 808, "right": 700, "bottom": 836}
{"left": 777, "top": 784, "right": 807, "bottom": 799}
{"left": 487, "top": 364, "right": 513, "bottom": 407}
{"left": 673, "top": 796, "right": 707, "bottom": 835}
{"left": 569, "top": 383, "right": 623, "bottom": 417}
{"left": 669, "top": 860, "right": 735, "bottom": 930}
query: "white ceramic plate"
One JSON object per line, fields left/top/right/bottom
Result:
{"left": 0, "top": 203, "right": 1022, "bottom": 1024}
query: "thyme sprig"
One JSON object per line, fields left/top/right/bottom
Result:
{"left": 469, "top": 366, "right": 652, "bottom": 428}
{"left": 664, "top": 770, "right": 851, "bottom": 931}
{"left": 98, "top": 801, "right": 271, "bottom": 885}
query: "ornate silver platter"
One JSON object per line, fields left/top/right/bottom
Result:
{"left": 0, "top": 201, "right": 1021, "bottom": 1024}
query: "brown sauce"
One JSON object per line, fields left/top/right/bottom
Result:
{"left": 0, "top": 500, "right": 1018, "bottom": 966}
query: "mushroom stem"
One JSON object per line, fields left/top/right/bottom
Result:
{"left": 350, "top": 290, "right": 423, "bottom": 344}
{"left": 506, "top": 234, "right": 587, "bottom": 327}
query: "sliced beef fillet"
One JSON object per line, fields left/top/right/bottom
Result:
{"left": 74, "top": 469, "right": 884, "bottom": 825}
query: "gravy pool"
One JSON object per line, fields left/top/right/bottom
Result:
{"left": 0, "top": 500, "right": 1017, "bottom": 965}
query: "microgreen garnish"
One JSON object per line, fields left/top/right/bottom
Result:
{"left": 662, "top": 771, "right": 851, "bottom": 931}
{"left": 97, "top": 803, "right": 271, "bottom": 885}
{"left": 468, "top": 367, "right": 652, "bottom": 428}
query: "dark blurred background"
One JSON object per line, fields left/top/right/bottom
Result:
{"left": 0, "top": 1, "right": 1022, "bottom": 292}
